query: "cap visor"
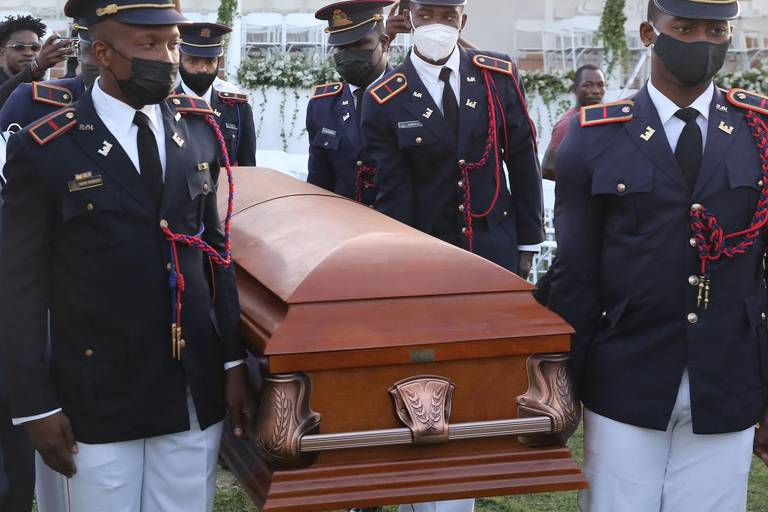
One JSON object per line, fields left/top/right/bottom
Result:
{"left": 112, "top": 8, "right": 188, "bottom": 25}
{"left": 654, "top": 0, "right": 740, "bottom": 20}
{"left": 180, "top": 44, "right": 224, "bottom": 58}
{"left": 328, "top": 21, "right": 376, "bottom": 46}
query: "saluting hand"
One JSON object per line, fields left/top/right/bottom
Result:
{"left": 754, "top": 412, "right": 768, "bottom": 466}
{"left": 24, "top": 412, "right": 78, "bottom": 477}
{"left": 225, "top": 364, "right": 257, "bottom": 439}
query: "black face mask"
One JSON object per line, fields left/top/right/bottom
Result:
{"left": 79, "top": 62, "right": 100, "bottom": 89}
{"left": 334, "top": 42, "right": 383, "bottom": 87}
{"left": 179, "top": 66, "right": 217, "bottom": 97}
{"left": 107, "top": 44, "right": 179, "bottom": 107}
{"left": 653, "top": 31, "right": 730, "bottom": 87}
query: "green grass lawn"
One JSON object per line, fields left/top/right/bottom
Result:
{"left": 213, "top": 425, "right": 768, "bottom": 512}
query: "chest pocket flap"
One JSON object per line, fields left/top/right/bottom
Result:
{"left": 727, "top": 162, "right": 761, "bottom": 191}
{"left": 61, "top": 187, "right": 122, "bottom": 221}
{"left": 311, "top": 130, "right": 340, "bottom": 151}
{"left": 591, "top": 166, "right": 654, "bottom": 196}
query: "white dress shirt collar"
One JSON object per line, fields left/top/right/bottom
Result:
{"left": 180, "top": 80, "right": 213, "bottom": 104}
{"left": 647, "top": 79, "right": 713, "bottom": 125}
{"left": 411, "top": 46, "right": 461, "bottom": 88}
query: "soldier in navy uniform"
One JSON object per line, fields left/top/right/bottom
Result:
{"left": 175, "top": 22, "right": 256, "bottom": 167}
{"left": 362, "top": 0, "right": 543, "bottom": 278}
{"left": 550, "top": 0, "right": 768, "bottom": 510}
{"left": 0, "top": 19, "right": 98, "bottom": 131}
{"left": 0, "top": 0, "right": 256, "bottom": 511}
{"left": 307, "top": 0, "right": 395, "bottom": 206}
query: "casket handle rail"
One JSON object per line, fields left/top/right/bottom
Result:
{"left": 252, "top": 354, "right": 579, "bottom": 468}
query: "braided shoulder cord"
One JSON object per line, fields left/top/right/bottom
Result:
{"left": 355, "top": 165, "right": 377, "bottom": 203}
{"left": 689, "top": 109, "right": 768, "bottom": 307}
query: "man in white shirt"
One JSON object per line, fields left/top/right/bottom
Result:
{"left": 0, "top": 0, "right": 256, "bottom": 511}
{"left": 549, "top": 0, "right": 768, "bottom": 510}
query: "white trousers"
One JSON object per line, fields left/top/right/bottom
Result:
{"left": 35, "top": 451, "right": 69, "bottom": 512}
{"left": 398, "top": 499, "right": 475, "bottom": 512}
{"left": 37, "top": 392, "right": 223, "bottom": 512}
{"left": 579, "top": 370, "right": 754, "bottom": 512}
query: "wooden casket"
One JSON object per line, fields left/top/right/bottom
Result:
{"left": 219, "top": 169, "right": 586, "bottom": 511}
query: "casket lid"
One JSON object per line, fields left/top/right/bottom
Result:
{"left": 227, "top": 169, "right": 532, "bottom": 305}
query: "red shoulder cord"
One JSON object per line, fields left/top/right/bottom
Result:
{"left": 162, "top": 115, "right": 235, "bottom": 360}
{"left": 355, "top": 165, "right": 377, "bottom": 203}
{"left": 689, "top": 109, "right": 768, "bottom": 309}
{"left": 458, "top": 68, "right": 538, "bottom": 252}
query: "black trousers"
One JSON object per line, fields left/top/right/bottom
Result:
{"left": 0, "top": 400, "right": 35, "bottom": 512}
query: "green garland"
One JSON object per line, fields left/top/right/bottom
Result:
{"left": 216, "top": 0, "right": 237, "bottom": 52}
{"left": 595, "top": 0, "right": 629, "bottom": 74}
{"left": 238, "top": 53, "right": 338, "bottom": 88}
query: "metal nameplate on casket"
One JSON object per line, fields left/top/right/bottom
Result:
{"left": 218, "top": 168, "right": 586, "bottom": 512}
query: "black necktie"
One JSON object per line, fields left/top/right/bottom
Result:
{"left": 674, "top": 107, "right": 703, "bottom": 191}
{"left": 353, "top": 87, "right": 364, "bottom": 126}
{"left": 439, "top": 67, "right": 459, "bottom": 139}
{"left": 133, "top": 111, "right": 163, "bottom": 209}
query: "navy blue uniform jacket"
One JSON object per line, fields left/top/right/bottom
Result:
{"left": 174, "top": 84, "right": 256, "bottom": 167}
{"left": 306, "top": 82, "right": 379, "bottom": 206}
{"left": 0, "top": 91, "right": 244, "bottom": 443}
{"left": 0, "top": 76, "right": 85, "bottom": 130}
{"left": 361, "top": 48, "right": 544, "bottom": 273}
{"left": 549, "top": 85, "right": 768, "bottom": 434}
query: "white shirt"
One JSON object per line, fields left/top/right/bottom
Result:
{"left": 181, "top": 81, "right": 213, "bottom": 104}
{"left": 91, "top": 78, "right": 167, "bottom": 178}
{"left": 647, "top": 79, "right": 713, "bottom": 153}
{"left": 410, "top": 46, "right": 461, "bottom": 113}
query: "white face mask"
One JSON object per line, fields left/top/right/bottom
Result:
{"left": 411, "top": 21, "right": 460, "bottom": 62}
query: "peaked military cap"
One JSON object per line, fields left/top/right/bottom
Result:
{"left": 315, "top": 0, "right": 394, "bottom": 46}
{"left": 411, "top": 0, "right": 467, "bottom": 5}
{"left": 179, "top": 22, "right": 231, "bottom": 58}
{"left": 652, "top": 0, "right": 739, "bottom": 21}
{"left": 64, "top": 0, "right": 187, "bottom": 28}
{"left": 71, "top": 18, "right": 90, "bottom": 42}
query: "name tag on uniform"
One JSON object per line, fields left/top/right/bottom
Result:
{"left": 398, "top": 121, "right": 423, "bottom": 130}
{"left": 321, "top": 127, "right": 337, "bottom": 137}
{"left": 67, "top": 172, "right": 103, "bottom": 192}
{"left": 225, "top": 122, "right": 238, "bottom": 130}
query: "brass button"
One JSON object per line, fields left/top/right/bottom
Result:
{"left": 689, "top": 237, "right": 697, "bottom": 248}
{"left": 415, "top": 137, "right": 423, "bottom": 144}
{"left": 173, "top": 98, "right": 181, "bottom": 105}
{"left": 461, "top": 227, "right": 467, "bottom": 234}
{"left": 202, "top": 183, "right": 209, "bottom": 193}
{"left": 84, "top": 348, "right": 93, "bottom": 357}
{"left": 503, "top": 210, "right": 508, "bottom": 216}
{"left": 63, "top": 93, "right": 69, "bottom": 100}
{"left": 458, "top": 204, "right": 465, "bottom": 213}
{"left": 759, "top": 180, "right": 764, "bottom": 188}
{"left": 65, "top": 112, "right": 74, "bottom": 119}
{"left": 356, "top": 160, "right": 364, "bottom": 166}
{"left": 616, "top": 183, "right": 627, "bottom": 193}
{"left": 166, "top": 262, "right": 172, "bottom": 272}
{"left": 601, "top": 311, "right": 607, "bottom": 318}
{"left": 457, "top": 180, "right": 464, "bottom": 188}
{"left": 688, "top": 275, "right": 700, "bottom": 286}
{"left": 762, "top": 312, "right": 767, "bottom": 321}
{"left": 458, "top": 159, "right": 466, "bottom": 166}
{"left": 687, "top": 313, "right": 698, "bottom": 324}
{"left": 323, "top": 141, "right": 329, "bottom": 147}
{"left": 691, "top": 203, "right": 703, "bottom": 212}
{"left": 160, "top": 219, "right": 169, "bottom": 229}
{"left": 178, "top": 339, "right": 186, "bottom": 349}
{"left": 85, "top": 202, "right": 94, "bottom": 211}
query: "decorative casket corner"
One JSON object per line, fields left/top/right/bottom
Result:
{"left": 516, "top": 353, "right": 581, "bottom": 447}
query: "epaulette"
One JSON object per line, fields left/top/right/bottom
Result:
{"left": 310, "top": 82, "right": 343, "bottom": 100}
{"left": 217, "top": 91, "right": 249, "bottom": 103}
{"left": 168, "top": 94, "right": 214, "bottom": 115}
{"left": 580, "top": 100, "right": 634, "bottom": 127}
{"left": 472, "top": 54, "right": 514, "bottom": 76}
{"left": 29, "top": 107, "right": 76, "bottom": 146}
{"left": 32, "top": 81, "right": 74, "bottom": 107}
{"left": 369, "top": 73, "right": 407, "bottom": 105}
{"left": 726, "top": 88, "right": 768, "bottom": 115}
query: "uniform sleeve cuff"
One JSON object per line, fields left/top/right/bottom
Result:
{"left": 224, "top": 359, "right": 246, "bottom": 370}
{"left": 13, "top": 408, "right": 62, "bottom": 426}
{"left": 519, "top": 244, "right": 542, "bottom": 253}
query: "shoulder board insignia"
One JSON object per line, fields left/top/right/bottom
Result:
{"left": 580, "top": 100, "right": 634, "bottom": 127}
{"left": 472, "top": 54, "right": 514, "bottom": 76}
{"left": 726, "top": 88, "right": 768, "bottom": 115}
{"left": 32, "top": 81, "right": 74, "bottom": 107}
{"left": 369, "top": 73, "right": 407, "bottom": 105}
{"left": 168, "top": 94, "right": 214, "bottom": 115}
{"left": 29, "top": 108, "right": 77, "bottom": 146}
{"left": 217, "top": 91, "right": 249, "bottom": 103}
{"left": 311, "top": 82, "right": 343, "bottom": 100}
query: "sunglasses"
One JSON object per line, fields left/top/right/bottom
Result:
{"left": 5, "top": 43, "right": 41, "bottom": 52}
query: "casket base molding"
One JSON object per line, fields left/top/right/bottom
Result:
{"left": 220, "top": 430, "right": 586, "bottom": 512}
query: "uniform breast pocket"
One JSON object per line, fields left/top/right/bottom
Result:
{"left": 727, "top": 163, "right": 761, "bottom": 226}
{"left": 396, "top": 125, "right": 437, "bottom": 149}
{"left": 60, "top": 187, "right": 127, "bottom": 250}
{"left": 311, "top": 130, "right": 340, "bottom": 151}
{"left": 591, "top": 165, "right": 654, "bottom": 235}
{"left": 186, "top": 165, "right": 214, "bottom": 200}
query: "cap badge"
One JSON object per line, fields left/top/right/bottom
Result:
{"left": 200, "top": 28, "right": 211, "bottom": 38}
{"left": 332, "top": 9, "right": 354, "bottom": 28}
